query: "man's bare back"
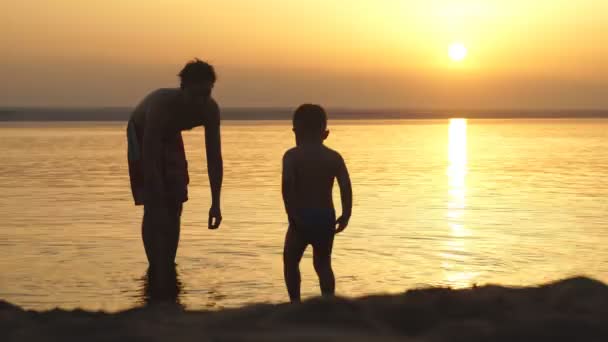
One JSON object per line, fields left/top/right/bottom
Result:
{"left": 130, "top": 88, "right": 219, "bottom": 134}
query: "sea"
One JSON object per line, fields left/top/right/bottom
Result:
{"left": 1, "top": 118, "right": 607, "bottom": 311}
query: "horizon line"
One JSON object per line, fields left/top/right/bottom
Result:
{"left": 1, "top": 106, "right": 608, "bottom": 113}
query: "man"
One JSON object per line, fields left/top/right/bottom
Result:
{"left": 127, "top": 59, "right": 223, "bottom": 275}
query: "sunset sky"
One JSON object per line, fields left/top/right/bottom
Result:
{"left": 2, "top": 0, "right": 607, "bottom": 109}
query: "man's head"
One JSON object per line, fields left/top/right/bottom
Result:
{"left": 292, "top": 104, "right": 329, "bottom": 144}
{"left": 179, "top": 59, "right": 216, "bottom": 106}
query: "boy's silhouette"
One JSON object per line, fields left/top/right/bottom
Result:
{"left": 282, "top": 104, "right": 353, "bottom": 302}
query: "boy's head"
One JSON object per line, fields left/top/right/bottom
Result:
{"left": 292, "top": 104, "right": 329, "bottom": 143}
{"left": 179, "top": 59, "right": 216, "bottom": 106}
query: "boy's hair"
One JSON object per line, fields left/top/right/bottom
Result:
{"left": 293, "top": 104, "right": 328, "bottom": 138}
{"left": 179, "top": 59, "right": 216, "bottom": 88}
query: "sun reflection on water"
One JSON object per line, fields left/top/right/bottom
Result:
{"left": 443, "top": 118, "right": 477, "bottom": 288}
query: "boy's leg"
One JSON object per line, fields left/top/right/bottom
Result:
{"left": 312, "top": 232, "right": 335, "bottom": 297}
{"left": 283, "top": 226, "right": 307, "bottom": 303}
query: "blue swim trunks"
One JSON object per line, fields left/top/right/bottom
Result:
{"left": 290, "top": 208, "right": 336, "bottom": 244}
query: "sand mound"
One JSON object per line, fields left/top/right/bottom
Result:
{"left": 3, "top": 277, "right": 608, "bottom": 341}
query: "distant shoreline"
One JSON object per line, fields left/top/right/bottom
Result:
{"left": 1, "top": 107, "right": 608, "bottom": 121}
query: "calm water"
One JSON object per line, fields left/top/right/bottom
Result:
{"left": 1, "top": 119, "right": 607, "bottom": 311}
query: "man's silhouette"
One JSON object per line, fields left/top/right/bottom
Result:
{"left": 127, "top": 59, "right": 223, "bottom": 278}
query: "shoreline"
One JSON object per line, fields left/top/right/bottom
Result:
{"left": 3, "top": 276, "right": 608, "bottom": 341}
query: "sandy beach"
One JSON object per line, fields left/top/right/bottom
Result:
{"left": 3, "top": 276, "right": 608, "bottom": 341}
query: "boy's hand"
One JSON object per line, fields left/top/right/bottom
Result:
{"left": 335, "top": 215, "right": 350, "bottom": 234}
{"left": 208, "top": 205, "right": 222, "bottom": 229}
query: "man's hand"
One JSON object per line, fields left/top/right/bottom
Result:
{"left": 208, "top": 205, "right": 222, "bottom": 229}
{"left": 335, "top": 215, "right": 350, "bottom": 234}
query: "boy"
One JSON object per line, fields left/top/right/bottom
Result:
{"left": 282, "top": 104, "right": 353, "bottom": 302}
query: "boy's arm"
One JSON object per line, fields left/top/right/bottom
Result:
{"left": 281, "top": 152, "right": 297, "bottom": 224}
{"left": 205, "top": 99, "right": 223, "bottom": 229}
{"left": 335, "top": 154, "right": 352, "bottom": 233}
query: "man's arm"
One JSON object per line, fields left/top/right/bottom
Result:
{"left": 205, "top": 99, "right": 223, "bottom": 229}
{"left": 142, "top": 107, "right": 168, "bottom": 206}
{"left": 335, "top": 154, "right": 352, "bottom": 233}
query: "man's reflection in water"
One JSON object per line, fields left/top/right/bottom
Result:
{"left": 141, "top": 265, "right": 183, "bottom": 307}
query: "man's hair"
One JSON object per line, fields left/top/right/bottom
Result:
{"left": 178, "top": 59, "right": 216, "bottom": 88}
{"left": 293, "top": 104, "right": 328, "bottom": 138}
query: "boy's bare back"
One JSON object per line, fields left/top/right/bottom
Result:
{"left": 282, "top": 144, "right": 347, "bottom": 210}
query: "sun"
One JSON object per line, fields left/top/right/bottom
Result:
{"left": 448, "top": 42, "right": 467, "bottom": 62}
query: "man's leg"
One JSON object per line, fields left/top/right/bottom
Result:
{"left": 142, "top": 204, "right": 181, "bottom": 270}
{"left": 312, "top": 232, "right": 335, "bottom": 297}
{"left": 167, "top": 203, "right": 182, "bottom": 264}
{"left": 143, "top": 265, "right": 182, "bottom": 305}
{"left": 283, "top": 226, "right": 307, "bottom": 303}
{"left": 142, "top": 205, "right": 162, "bottom": 269}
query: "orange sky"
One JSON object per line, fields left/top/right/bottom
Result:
{"left": 2, "top": 0, "right": 607, "bottom": 109}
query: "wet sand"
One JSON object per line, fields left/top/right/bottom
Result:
{"left": 2, "top": 277, "right": 608, "bottom": 341}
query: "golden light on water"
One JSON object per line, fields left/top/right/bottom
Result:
{"left": 443, "top": 118, "right": 477, "bottom": 287}
{"left": 448, "top": 118, "right": 467, "bottom": 189}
